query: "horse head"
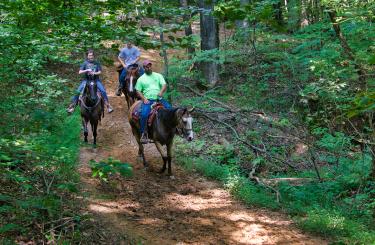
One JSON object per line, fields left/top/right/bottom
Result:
{"left": 125, "top": 65, "right": 140, "bottom": 94}
{"left": 83, "top": 80, "right": 98, "bottom": 103}
{"left": 176, "top": 107, "right": 195, "bottom": 141}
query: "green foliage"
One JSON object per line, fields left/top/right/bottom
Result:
{"left": 0, "top": 109, "right": 81, "bottom": 240}
{"left": 89, "top": 158, "right": 133, "bottom": 182}
{"left": 171, "top": 3, "right": 375, "bottom": 240}
{"left": 297, "top": 209, "right": 375, "bottom": 244}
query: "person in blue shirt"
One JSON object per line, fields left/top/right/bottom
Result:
{"left": 67, "top": 50, "right": 113, "bottom": 114}
{"left": 116, "top": 41, "right": 145, "bottom": 96}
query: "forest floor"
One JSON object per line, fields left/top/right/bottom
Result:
{"left": 77, "top": 49, "right": 328, "bottom": 244}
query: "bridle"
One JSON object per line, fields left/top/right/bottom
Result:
{"left": 176, "top": 115, "right": 193, "bottom": 137}
{"left": 80, "top": 81, "right": 100, "bottom": 111}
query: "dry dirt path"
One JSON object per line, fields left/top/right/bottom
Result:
{"left": 78, "top": 51, "right": 327, "bottom": 245}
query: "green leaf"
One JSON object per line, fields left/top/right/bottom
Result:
{"left": 0, "top": 223, "right": 21, "bottom": 234}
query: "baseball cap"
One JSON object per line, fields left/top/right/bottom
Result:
{"left": 143, "top": 60, "right": 152, "bottom": 66}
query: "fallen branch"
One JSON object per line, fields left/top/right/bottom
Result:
{"left": 44, "top": 218, "right": 74, "bottom": 235}
{"left": 248, "top": 165, "right": 281, "bottom": 202}
{"left": 198, "top": 112, "right": 265, "bottom": 152}
{"left": 261, "top": 177, "right": 314, "bottom": 186}
{"left": 196, "top": 111, "right": 298, "bottom": 170}
{"left": 179, "top": 83, "right": 238, "bottom": 112}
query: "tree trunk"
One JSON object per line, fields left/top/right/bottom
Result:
{"left": 180, "top": 0, "right": 195, "bottom": 56}
{"left": 273, "top": 0, "right": 284, "bottom": 27}
{"left": 235, "top": 0, "right": 249, "bottom": 29}
{"left": 328, "top": 10, "right": 366, "bottom": 88}
{"left": 199, "top": 0, "right": 219, "bottom": 86}
{"left": 300, "top": 0, "right": 309, "bottom": 28}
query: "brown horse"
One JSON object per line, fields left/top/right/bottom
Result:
{"left": 79, "top": 80, "right": 104, "bottom": 145}
{"left": 128, "top": 101, "right": 194, "bottom": 177}
{"left": 122, "top": 65, "right": 140, "bottom": 109}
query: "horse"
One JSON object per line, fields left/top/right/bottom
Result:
{"left": 121, "top": 65, "right": 140, "bottom": 109}
{"left": 79, "top": 79, "right": 104, "bottom": 145}
{"left": 128, "top": 101, "right": 194, "bottom": 177}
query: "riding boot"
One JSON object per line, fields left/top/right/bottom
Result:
{"left": 115, "top": 84, "right": 122, "bottom": 96}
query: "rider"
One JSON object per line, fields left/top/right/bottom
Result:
{"left": 67, "top": 50, "right": 113, "bottom": 114}
{"left": 135, "top": 60, "right": 171, "bottom": 144}
{"left": 116, "top": 40, "right": 144, "bottom": 96}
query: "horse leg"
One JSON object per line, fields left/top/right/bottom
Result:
{"left": 82, "top": 118, "right": 88, "bottom": 142}
{"left": 167, "top": 142, "right": 174, "bottom": 177}
{"left": 155, "top": 142, "right": 167, "bottom": 173}
{"left": 91, "top": 120, "right": 98, "bottom": 145}
{"left": 131, "top": 125, "right": 148, "bottom": 168}
{"left": 125, "top": 92, "right": 130, "bottom": 109}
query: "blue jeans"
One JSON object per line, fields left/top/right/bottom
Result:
{"left": 119, "top": 65, "right": 144, "bottom": 87}
{"left": 140, "top": 99, "right": 172, "bottom": 134}
{"left": 72, "top": 80, "right": 109, "bottom": 103}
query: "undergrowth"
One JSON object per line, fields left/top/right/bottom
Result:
{"left": 175, "top": 140, "right": 375, "bottom": 244}
{"left": 0, "top": 108, "right": 81, "bottom": 242}
{"left": 172, "top": 17, "right": 375, "bottom": 244}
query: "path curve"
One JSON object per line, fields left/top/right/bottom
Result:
{"left": 78, "top": 50, "right": 327, "bottom": 245}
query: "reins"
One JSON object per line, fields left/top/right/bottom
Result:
{"left": 80, "top": 81, "right": 101, "bottom": 112}
{"left": 80, "top": 96, "right": 101, "bottom": 112}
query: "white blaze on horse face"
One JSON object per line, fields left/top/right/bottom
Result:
{"left": 129, "top": 76, "right": 133, "bottom": 92}
{"left": 185, "top": 116, "right": 194, "bottom": 141}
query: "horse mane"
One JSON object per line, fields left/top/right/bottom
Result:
{"left": 157, "top": 108, "right": 179, "bottom": 128}
{"left": 82, "top": 81, "right": 99, "bottom": 107}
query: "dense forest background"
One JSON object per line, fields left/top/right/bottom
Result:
{"left": 1, "top": 0, "right": 374, "bottom": 243}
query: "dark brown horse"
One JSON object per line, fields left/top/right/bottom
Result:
{"left": 122, "top": 65, "right": 140, "bottom": 109}
{"left": 79, "top": 80, "right": 104, "bottom": 145}
{"left": 128, "top": 101, "right": 194, "bottom": 177}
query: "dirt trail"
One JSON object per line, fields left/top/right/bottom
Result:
{"left": 78, "top": 51, "right": 327, "bottom": 245}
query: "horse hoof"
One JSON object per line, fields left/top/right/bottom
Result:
{"left": 169, "top": 175, "right": 175, "bottom": 180}
{"left": 159, "top": 168, "right": 166, "bottom": 174}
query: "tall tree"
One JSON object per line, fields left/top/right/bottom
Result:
{"left": 199, "top": 0, "right": 220, "bottom": 86}
{"left": 180, "top": 0, "right": 195, "bottom": 55}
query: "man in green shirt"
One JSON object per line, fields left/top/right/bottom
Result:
{"left": 135, "top": 60, "right": 172, "bottom": 143}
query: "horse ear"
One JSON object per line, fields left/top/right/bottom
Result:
{"left": 175, "top": 108, "right": 186, "bottom": 117}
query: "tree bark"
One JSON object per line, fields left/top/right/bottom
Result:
{"left": 328, "top": 10, "right": 366, "bottom": 88}
{"left": 199, "top": 0, "right": 219, "bottom": 86}
{"left": 180, "top": 0, "right": 195, "bottom": 55}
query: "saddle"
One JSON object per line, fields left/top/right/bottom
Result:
{"left": 148, "top": 103, "right": 165, "bottom": 127}
{"left": 131, "top": 102, "right": 165, "bottom": 127}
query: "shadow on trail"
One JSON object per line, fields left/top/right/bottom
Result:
{"left": 78, "top": 62, "right": 326, "bottom": 245}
